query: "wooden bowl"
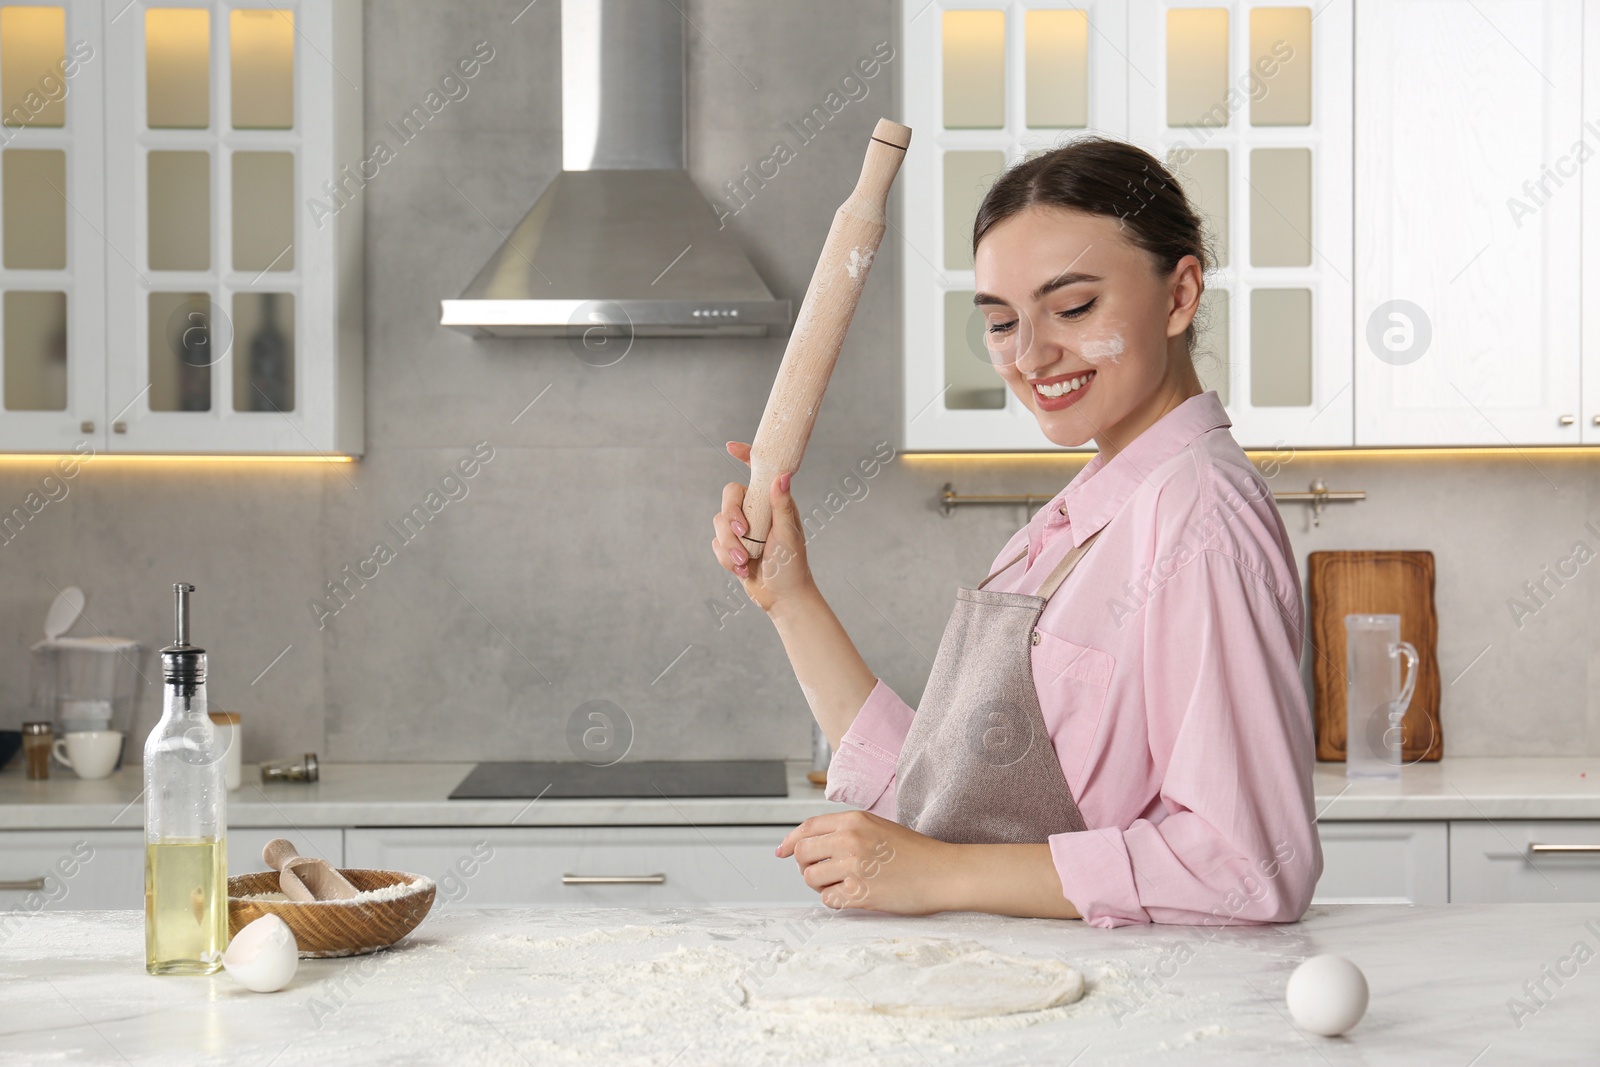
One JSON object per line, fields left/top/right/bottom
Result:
{"left": 227, "top": 868, "right": 436, "bottom": 958}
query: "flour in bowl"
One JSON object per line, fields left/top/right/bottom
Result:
{"left": 234, "top": 876, "right": 432, "bottom": 904}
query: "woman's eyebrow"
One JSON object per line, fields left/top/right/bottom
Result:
{"left": 972, "top": 270, "right": 1103, "bottom": 309}
{"left": 1031, "top": 270, "right": 1101, "bottom": 301}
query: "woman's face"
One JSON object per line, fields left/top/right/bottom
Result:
{"left": 973, "top": 205, "right": 1203, "bottom": 451}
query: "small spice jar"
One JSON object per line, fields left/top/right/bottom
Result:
{"left": 22, "top": 721, "right": 52, "bottom": 780}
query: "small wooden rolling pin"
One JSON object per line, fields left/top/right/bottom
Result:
{"left": 263, "top": 838, "right": 360, "bottom": 902}
{"left": 739, "top": 118, "right": 912, "bottom": 561}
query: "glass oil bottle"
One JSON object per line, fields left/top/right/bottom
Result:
{"left": 144, "top": 583, "right": 228, "bottom": 975}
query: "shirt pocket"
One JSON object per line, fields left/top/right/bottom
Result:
{"left": 1030, "top": 629, "right": 1116, "bottom": 788}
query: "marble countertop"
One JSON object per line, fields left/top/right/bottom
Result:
{"left": 2, "top": 757, "right": 1600, "bottom": 831}
{"left": 3, "top": 902, "right": 1592, "bottom": 1064}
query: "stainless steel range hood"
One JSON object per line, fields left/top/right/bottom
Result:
{"left": 440, "top": 0, "right": 791, "bottom": 338}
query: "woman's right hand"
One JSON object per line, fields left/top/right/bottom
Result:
{"left": 711, "top": 441, "right": 815, "bottom": 615}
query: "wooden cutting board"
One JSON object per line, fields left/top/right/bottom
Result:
{"left": 1307, "top": 551, "right": 1442, "bottom": 762}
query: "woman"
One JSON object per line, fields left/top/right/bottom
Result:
{"left": 710, "top": 137, "right": 1321, "bottom": 928}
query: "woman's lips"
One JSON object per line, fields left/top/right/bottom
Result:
{"left": 1029, "top": 370, "right": 1095, "bottom": 412}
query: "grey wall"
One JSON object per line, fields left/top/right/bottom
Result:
{"left": 1, "top": 2, "right": 1594, "bottom": 764}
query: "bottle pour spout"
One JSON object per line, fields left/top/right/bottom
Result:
{"left": 173, "top": 582, "right": 194, "bottom": 647}
{"left": 160, "top": 582, "right": 205, "bottom": 684}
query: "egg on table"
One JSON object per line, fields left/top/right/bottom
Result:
{"left": 1285, "top": 953, "right": 1369, "bottom": 1037}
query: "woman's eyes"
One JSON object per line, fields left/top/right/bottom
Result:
{"left": 986, "top": 297, "right": 1097, "bottom": 335}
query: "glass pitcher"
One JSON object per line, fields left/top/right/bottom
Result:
{"left": 1344, "top": 614, "right": 1419, "bottom": 779}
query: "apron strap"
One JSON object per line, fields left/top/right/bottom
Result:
{"left": 1034, "top": 527, "right": 1102, "bottom": 602}
{"left": 976, "top": 547, "right": 1029, "bottom": 590}
{"left": 975, "top": 527, "right": 1102, "bottom": 596}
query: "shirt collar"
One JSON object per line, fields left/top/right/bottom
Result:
{"left": 1030, "top": 390, "right": 1233, "bottom": 550}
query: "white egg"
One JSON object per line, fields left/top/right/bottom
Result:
{"left": 222, "top": 913, "right": 300, "bottom": 993}
{"left": 1285, "top": 953, "right": 1369, "bottom": 1036}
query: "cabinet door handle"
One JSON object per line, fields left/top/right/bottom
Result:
{"left": 1559, "top": 414, "right": 1576, "bottom": 426}
{"left": 1528, "top": 843, "right": 1600, "bottom": 855}
{"left": 0, "top": 878, "right": 47, "bottom": 891}
{"left": 561, "top": 874, "right": 667, "bottom": 886}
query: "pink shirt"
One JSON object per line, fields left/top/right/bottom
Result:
{"left": 824, "top": 391, "right": 1322, "bottom": 927}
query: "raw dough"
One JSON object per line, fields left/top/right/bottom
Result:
{"left": 739, "top": 937, "right": 1086, "bottom": 1019}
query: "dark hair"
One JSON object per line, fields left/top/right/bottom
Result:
{"left": 971, "top": 136, "right": 1213, "bottom": 353}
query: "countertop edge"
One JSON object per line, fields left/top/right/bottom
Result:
{"left": 4, "top": 757, "right": 1600, "bottom": 830}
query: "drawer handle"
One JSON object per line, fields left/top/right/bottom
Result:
{"left": 561, "top": 874, "right": 667, "bottom": 886}
{"left": 0, "top": 878, "right": 47, "bottom": 891}
{"left": 1529, "top": 843, "right": 1600, "bottom": 855}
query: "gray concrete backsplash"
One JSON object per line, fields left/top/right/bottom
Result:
{"left": 0, "top": 2, "right": 1593, "bottom": 762}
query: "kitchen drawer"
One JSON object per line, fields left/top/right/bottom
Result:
{"left": 345, "top": 826, "right": 816, "bottom": 908}
{"left": 0, "top": 830, "right": 143, "bottom": 912}
{"left": 227, "top": 829, "right": 343, "bottom": 877}
{"left": 1312, "top": 821, "right": 1448, "bottom": 904}
{"left": 1450, "top": 820, "right": 1600, "bottom": 903}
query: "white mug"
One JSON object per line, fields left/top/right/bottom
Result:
{"left": 52, "top": 730, "right": 124, "bottom": 781}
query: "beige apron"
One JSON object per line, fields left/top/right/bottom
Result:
{"left": 895, "top": 529, "right": 1102, "bottom": 844}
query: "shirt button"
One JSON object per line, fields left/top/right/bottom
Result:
{"left": 1031, "top": 629, "right": 1041, "bottom": 646}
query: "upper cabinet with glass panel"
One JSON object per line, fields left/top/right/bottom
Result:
{"left": 0, "top": 3, "right": 100, "bottom": 447}
{"left": 1129, "top": 2, "right": 1351, "bottom": 448}
{"left": 901, "top": 0, "right": 1353, "bottom": 451}
{"left": 902, "top": 1, "right": 1128, "bottom": 451}
{"left": 0, "top": 1, "right": 363, "bottom": 455}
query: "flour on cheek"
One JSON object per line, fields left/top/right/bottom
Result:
{"left": 1079, "top": 334, "right": 1125, "bottom": 365}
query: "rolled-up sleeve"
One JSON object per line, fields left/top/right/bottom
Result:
{"left": 821, "top": 678, "right": 916, "bottom": 819}
{"left": 1049, "top": 549, "right": 1323, "bottom": 928}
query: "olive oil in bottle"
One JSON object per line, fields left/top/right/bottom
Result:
{"left": 144, "top": 840, "right": 226, "bottom": 972}
{"left": 144, "top": 583, "right": 228, "bottom": 976}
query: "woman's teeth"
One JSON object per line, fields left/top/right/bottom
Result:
{"left": 1034, "top": 372, "right": 1094, "bottom": 398}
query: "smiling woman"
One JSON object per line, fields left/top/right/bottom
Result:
{"left": 970, "top": 137, "right": 1211, "bottom": 459}
{"left": 713, "top": 136, "right": 1320, "bottom": 928}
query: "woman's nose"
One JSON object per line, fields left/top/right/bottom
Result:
{"left": 1013, "top": 322, "right": 1058, "bottom": 374}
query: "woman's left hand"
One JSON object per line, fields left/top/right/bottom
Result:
{"left": 776, "top": 810, "right": 954, "bottom": 914}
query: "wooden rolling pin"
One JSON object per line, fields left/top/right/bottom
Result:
{"left": 263, "top": 838, "right": 359, "bottom": 902}
{"left": 739, "top": 117, "right": 911, "bottom": 561}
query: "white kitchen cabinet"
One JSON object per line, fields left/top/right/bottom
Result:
{"left": 0, "top": 827, "right": 341, "bottom": 913}
{"left": 900, "top": 0, "right": 1127, "bottom": 451}
{"left": 1583, "top": 8, "right": 1600, "bottom": 442}
{"left": 345, "top": 826, "right": 819, "bottom": 908}
{"left": 1449, "top": 820, "right": 1600, "bottom": 904}
{"left": 0, "top": 2, "right": 107, "bottom": 453}
{"left": 99, "top": 0, "right": 363, "bottom": 455}
{"left": 0, "top": 829, "right": 142, "bottom": 911}
{"left": 1128, "top": 0, "right": 1354, "bottom": 448}
{"left": 1312, "top": 821, "right": 1449, "bottom": 905}
{"left": 0, "top": 0, "right": 363, "bottom": 456}
{"left": 1355, "top": 0, "right": 1584, "bottom": 446}
{"left": 901, "top": 0, "right": 1353, "bottom": 451}
{"left": 227, "top": 826, "right": 342, "bottom": 874}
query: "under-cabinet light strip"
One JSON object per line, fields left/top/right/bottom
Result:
{"left": 0, "top": 454, "right": 355, "bottom": 465}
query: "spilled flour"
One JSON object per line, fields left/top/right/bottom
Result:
{"left": 740, "top": 937, "right": 1085, "bottom": 1018}
{"left": 415, "top": 921, "right": 1116, "bottom": 1066}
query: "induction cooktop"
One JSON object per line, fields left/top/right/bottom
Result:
{"left": 448, "top": 759, "right": 789, "bottom": 800}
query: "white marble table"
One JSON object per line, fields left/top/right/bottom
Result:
{"left": 2, "top": 903, "right": 1594, "bottom": 1064}
{"left": 4, "top": 757, "right": 1600, "bottom": 830}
